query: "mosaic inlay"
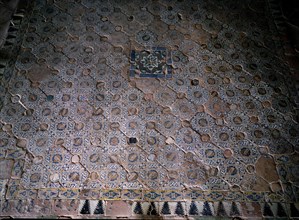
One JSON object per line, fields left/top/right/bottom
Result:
{"left": 130, "top": 47, "right": 172, "bottom": 78}
{"left": 0, "top": 0, "right": 298, "bottom": 218}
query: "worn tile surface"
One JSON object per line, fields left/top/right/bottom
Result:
{"left": 0, "top": 0, "right": 298, "bottom": 218}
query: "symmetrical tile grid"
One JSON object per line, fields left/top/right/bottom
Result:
{"left": 0, "top": 0, "right": 298, "bottom": 218}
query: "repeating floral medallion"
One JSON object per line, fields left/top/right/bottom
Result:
{"left": 0, "top": 0, "right": 298, "bottom": 218}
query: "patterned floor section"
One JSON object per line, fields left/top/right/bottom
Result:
{"left": 0, "top": 0, "right": 298, "bottom": 218}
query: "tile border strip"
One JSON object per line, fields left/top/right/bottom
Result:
{"left": 5, "top": 187, "right": 294, "bottom": 203}
{"left": 0, "top": 199, "right": 298, "bottom": 218}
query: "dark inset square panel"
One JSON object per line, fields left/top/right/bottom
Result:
{"left": 130, "top": 47, "right": 172, "bottom": 78}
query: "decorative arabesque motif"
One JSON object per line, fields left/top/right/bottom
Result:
{"left": 0, "top": 0, "right": 298, "bottom": 218}
{"left": 130, "top": 47, "right": 172, "bottom": 78}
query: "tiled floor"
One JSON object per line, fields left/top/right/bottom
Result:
{"left": 0, "top": 0, "right": 298, "bottom": 219}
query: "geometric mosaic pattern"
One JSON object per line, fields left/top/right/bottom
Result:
{"left": 130, "top": 47, "right": 173, "bottom": 78}
{"left": 0, "top": 0, "right": 298, "bottom": 218}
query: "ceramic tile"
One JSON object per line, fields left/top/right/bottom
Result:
{"left": 0, "top": 0, "right": 298, "bottom": 218}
